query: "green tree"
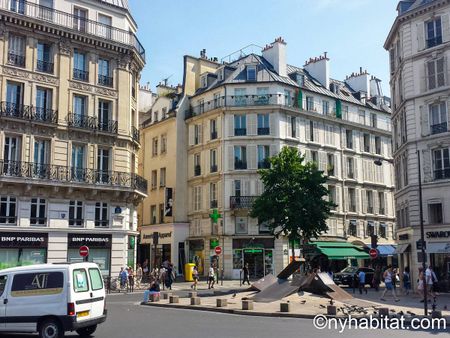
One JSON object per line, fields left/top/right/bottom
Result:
{"left": 250, "top": 146, "right": 335, "bottom": 262}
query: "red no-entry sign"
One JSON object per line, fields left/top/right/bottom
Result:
{"left": 79, "top": 245, "right": 89, "bottom": 257}
{"left": 369, "top": 248, "right": 378, "bottom": 259}
{"left": 214, "top": 246, "right": 222, "bottom": 255}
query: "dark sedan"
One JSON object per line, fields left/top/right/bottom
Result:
{"left": 333, "top": 266, "right": 374, "bottom": 287}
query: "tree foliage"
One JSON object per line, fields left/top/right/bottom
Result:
{"left": 250, "top": 147, "right": 335, "bottom": 257}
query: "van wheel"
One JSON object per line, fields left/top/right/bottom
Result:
{"left": 76, "top": 325, "right": 97, "bottom": 336}
{"left": 39, "top": 319, "right": 64, "bottom": 338}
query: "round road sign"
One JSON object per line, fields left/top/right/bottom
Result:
{"left": 79, "top": 245, "right": 90, "bottom": 257}
{"left": 214, "top": 246, "right": 222, "bottom": 255}
{"left": 369, "top": 248, "right": 378, "bottom": 259}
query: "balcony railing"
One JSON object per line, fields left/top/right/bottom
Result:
{"left": 431, "top": 122, "right": 448, "bottom": 135}
{"left": 234, "top": 160, "right": 247, "bottom": 170}
{"left": 234, "top": 128, "right": 247, "bottom": 136}
{"left": 37, "top": 59, "right": 53, "bottom": 73}
{"left": 211, "top": 131, "right": 218, "bottom": 140}
{"left": 230, "top": 196, "right": 258, "bottom": 209}
{"left": 434, "top": 168, "right": 450, "bottom": 180}
{"left": 258, "top": 159, "right": 270, "bottom": 169}
{"left": 257, "top": 127, "right": 270, "bottom": 135}
{"left": 0, "top": 216, "right": 17, "bottom": 225}
{"left": 30, "top": 217, "right": 47, "bottom": 226}
{"left": 194, "top": 165, "right": 201, "bottom": 176}
{"left": 1, "top": 0, "right": 145, "bottom": 61}
{"left": 98, "top": 74, "right": 113, "bottom": 87}
{"left": 73, "top": 68, "right": 89, "bottom": 82}
{"left": 132, "top": 126, "right": 140, "bottom": 143}
{"left": 98, "top": 119, "right": 118, "bottom": 134}
{"left": 7, "top": 52, "right": 25, "bottom": 67}
{"left": 0, "top": 160, "right": 147, "bottom": 194}
{"left": 427, "top": 36, "right": 442, "bottom": 49}
{"left": 0, "top": 102, "right": 58, "bottom": 124}
{"left": 67, "top": 113, "right": 118, "bottom": 134}
{"left": 210, "top": 164, "right": 218, "bottom": 173}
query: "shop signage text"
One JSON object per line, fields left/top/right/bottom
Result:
{"left": 0, "top": 232, "right": 48, "bottom": 248}
{"left": 426, "top": 231, "right": 450, "bottom": 239}
{"left": 68, "top": 234, "right": 111, "bottom": 248}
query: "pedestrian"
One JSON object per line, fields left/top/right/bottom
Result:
{"left": 373, "top": 266, "right": 381, "bottom": 292}
{"left": 165, "top": 264, "right": 174, "bottom": 290}
{"left": 392, "top": 268, "right": 399, "bottom": 292}
{"left": 119, "top": 266, "right": 128, "bottom": 292}
{"left": 417, "top": 267, "right": 425, "bottom": 302}
{"left": 425, "top": 265, "right": 438, "bottom": 299}
{"left": 128, "top": 267, "right": 135, "bottom": 293}
{"left": 136, "top": 264, "right": 143, "bottom": 289}
{"left": 380, "top": 265, "right": 400, "bottom": 302}
{"left": 242, "top": 263, "right": 250, "bottom": 286}
{"left": 159, "top": 266, "right": 166, "bottom": 290}
{"left": 352, "top": 272, "right": 358, "bottom": 294}
{"left": 208, "top": 265, "right": 216, "bottom": 289}
{"left": 142, "top": 260, "right": 149, "bottom": 283}
{"left": 358, "top": 269, "right": 367, "bottom": 295}
{"left": 402, "top": 266, "right": 411, "bottom": 295}
{"left": 191, "top": 265, "right": 199, "bottom": 290}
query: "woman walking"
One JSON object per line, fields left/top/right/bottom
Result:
{"left": 191, "top": 265, "right": 199, "bottom": 290}
{"left": 402, "top": 266, "right": 411, "bottom": 295}
{"left": 380, "top": 265, "right": 400, "bottom": 302}
{"left": 417, "top": 267, "right": 425, "bottom": 302}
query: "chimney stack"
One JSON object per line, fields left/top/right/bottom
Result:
{"left": 345, "top": 67, "right": 371, "bottom": 99}
{"left": 303, "top": 52, "right": 330, "bottom": 89}
{"left": 262, "top": 37, "right": 287, "bottom": 77}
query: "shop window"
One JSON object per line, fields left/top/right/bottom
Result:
{"left": 95, "top": 202, "right": 108, "bottom": 227}
{"left": 69, "top": 200, "right": 83, "bottom": 227}
{"left": 428, "top": 203, "right": 443, "bottom": 224}
{"left": 0, "top": 196, "right": 17, "bottom": 225}
{"left": 233, "top": 249, "right": 243, "bottom": 269}
{"left": 30, "top": 198, "right": 46, "bottom": 226}
{"left": 235, "top": 217, "right": 248, "bottom": 234}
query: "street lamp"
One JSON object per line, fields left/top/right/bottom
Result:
{"left": 374, "top": 152, "right": 428, "bottom": 316}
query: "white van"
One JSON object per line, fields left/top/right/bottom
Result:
{"left": 0, "top": 262, "right": 107, "bottom": 338}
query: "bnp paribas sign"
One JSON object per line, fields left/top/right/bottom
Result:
{"left": 0, "top": 232, "right": 48, "bottom": 248}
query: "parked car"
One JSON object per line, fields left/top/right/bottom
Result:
{"left": 333, "top": 266, "right": 374, "bottom": 287}
{"left": 0, "top": 262, "right": 107, "bottom": 338}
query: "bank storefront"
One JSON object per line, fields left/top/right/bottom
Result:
{"left": 0, "top": 232, "right": 48, "bottom": 269}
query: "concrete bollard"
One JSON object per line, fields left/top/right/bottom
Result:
{"left": 378, "top": 308, "right": 389, "bottom": 317}
{"left": 169, "top": 295, "right": 179, "bottom": 304}
{"left": 190, "top": 297, "right": 201, "bottom": 305}
{"left": 280, "top": 303, "right": 291, "bottom": 313}
{"left": 162, "top": 292, "right": 172, "bottom": 300}
{"left": 216, "top": 299, "right": 227, "bottom": 307}
{"left": 242, "top": 300, "right": 253, "bottom": 310}
{"left": 327, "top": 305, "right": 337, "bottom": 316}
{"left": 188, "top": 291, "right": 197, "bottom": 298}
{"left": 149, "top": 293, "right": 160, "bottom": 302}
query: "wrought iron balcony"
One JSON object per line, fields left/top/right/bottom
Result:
{"left": 36, "top": 59, "right": 54, "bottom": 73}
{"left": 132, "top": 126, "right": 140, "bottom": 143}
{"left": 98, "top": 74, "right": 113, "bottom": 87}
{"left": 431, "top": 122, "right": 448, "bottom": 135}
{"left": 0, "top": 102, "right": 58, "bottom": 124}
{"left": 1, "top": 0, "right": 145, "bottom": 61}
{"left": 434, "top": 168, "right": 450, "bottom": 180}
{"left": 234, "top": 160, "right": 247, "bottom": 170}
{"left": 234, "top": 128, "right": 247, "bottom": 136}
{"left": 230, "top": 196, "right": 258, "bottom": 209}
{"left": 210, "top": 164, "right": 218, "bottom": 173}
{"left": 67, "top": 113, "right": 117, "bottom": 134}
{"left": 98, "top": 119, "right": 118, "bottom": 134}
{"left": 7, "top": 52, "right": 25, "bottom": 67}
{"left": 73, "top": 68, "right": 89, "bottom": 82}
{"left": 0, "top": 160, "right": 148, "bottom": 195}
{"left": 257, "top": 127, "right": 270, "bottom": 135}
{"left": 0, "top": 216, "right": 17, "bottom": 225}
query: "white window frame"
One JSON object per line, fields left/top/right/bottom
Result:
{"left": 69, "top": 200, "right": 84, "bottom": 227}
{"left": 30, "top": 198, "right": 46, "bottom": 226}
{"left": 0, "top": 196, "right": 17, "bottom": 225}
{"left": 95, "top": 202, "right": 108, "bottom": 227}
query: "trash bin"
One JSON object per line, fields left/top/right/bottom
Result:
{"left": 184, "top": 263, "right": 195, "bottom": 282}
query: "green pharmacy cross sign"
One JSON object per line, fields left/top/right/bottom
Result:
{"left": 209, "top": 209, "right": 222, "bottom": 224}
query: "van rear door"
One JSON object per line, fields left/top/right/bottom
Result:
{"left": 0, "top": 274, "right": 8, "bottom": 330}
{"left": 71, "top": 268, "right": 92, "bottom": 322}
{"left": 87, "top": 267, "right": 105, "bottom": 318}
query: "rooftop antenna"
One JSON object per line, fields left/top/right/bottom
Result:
{"left": 162, "top": 74, "right": 173, "bottom": 87}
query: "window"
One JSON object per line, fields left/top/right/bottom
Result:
{"left": 402, "top": 153, "right": 409, "bottom": 186}
{"left": 311, "top": 151, "right": 318, "bottom": 165}
{"left": 363, "top": 133, "right": 371, "bottom": 152}
{"left": 346, "top": 157, "right": 354, "bottom": 179}
{"left": 258, "top": 145, "right": 270, "bottom": 169}
{"left": 73, "top": 95, "right": 86, "bottom": 119}
{"left": 284, "top": 89, "right": 292, "bottom": 106}
{"left": 0, "top": 196, "right": 17, "bottom": 225}
{"left": 97, "top": 148, "right": 109, "bottom": 183}
{"left": 295, "top": 73, "right": 305, "bottom": 86}
{"left": 389, "top": 48, "right": 395, "bottom": 74}
{"left": 208, "top": 120, "right": 217, "bottom": 140}
{"left": 427, "top": 58, "right": 445, "bottom": 90}
{"left": 290, "top": 117, "right": 296, "bottom": 138}
{"left": 379, "top": 223, "right": 387, "bottom": 238}
{"left": 12, "top": 272, "right": 63, "bottom": 297}
{"left": 194, "top": 186, "right": 202, "bottom": 211}
{"left": 328, "top": 185, "right": 336, "bottom": 210}
{"left": 234, "top": 115, "right": 247, "bottom": 136}
{"left": 69, "top": 201, "right": 83, "bottom": 227}
{"left": 0, "top": 275, "right": 7, "bottom": 297}
{"left": 322, "top": 101, "right": 329, "bottom": 115}
{"left": 429, "top": 102, "right": 448, "bottom": 134}
{"left": 256, "top": 87, "right": 269, "bottom": 104}
{"left": 366, "top": 221, "right": 375, "bottom": 236}
{"left": 234, "top": 180, "right": 241, "bottom": 197}
{"left": 30, "top": 198, "right": 46, "bottom": 226}
{"left": 342, "top": 105, "right": 349, "bottom": 120}
{"left": 160, "top": 134, "right": 167, "bottom": 154}
{"left": 426, "top": 17, "right": 442, "bottom": 48}
{"left": 370, "top": 113, "right": 377, "bottom": 128}
{"left": 95, "top": 202, "right": 108, "bottom": 227}
{"left": 159, "top": 204, "right": 164, "bottom": 223}
{"left": 194, "top": 153, "right": 201, "bottom": 176}
{"left": 150, "top": 205, "right": 156, "bottom": 224}
{"left": 162, "top": 107, "right": 167, "bottom": 119}
{"left": 246, "top": 66, "right": 256, "bottom": 81}
{"left": 71, "top": 144, "right": 84, "bottom": 181}
{"left": 8, "top": 34, "right": 25, "bottom": 67}
{"left": 198, "top": 99, "right": 205, "bottom": 114}
{"left": 433, "top": 148, "right": 450, "bottom": 180}
{"left": 88, "top": 268, "right": 103, "bottom": 291}
{"left": 201, "top": 75, "right": 207, "bottom": 88}
{"left": 359, "top": 110, "right": 366, "bottom": 125}
{"left": 194, "top": 124, "right": 202, "bottom": 144}
{"left": 327, "top": 153, "right": 335, "bottom": 176}
{"left": 234, "top": 146, "right": 247, "bottom": 170}
{"left": 153, "top": 111, "right": 159, "bottom": 123}
{"left": 10, "top": 0, "right": 25, "bottom": 14}
{"left": 132, "top": 73, "right": 136, "bottom": 98}
{"left": 306, "top": 96, "right": 314, "bottom": 111}
{"left": 366, "top": 191, "right": 373, "bottom": 214}
{"left": 257, "top": 114, "right": 270, "bottom": 135}
{"left": 235, "top": 217, "right": 248, "bottom": 234}
{"left": 218, "top": 69, "right": 224, "bottom": 81}
{"left": 33, "top": 139, "right": 49, "bottom": 177}
{"left": 73, "top": 269, "right": 89, "bottom": 292}
{"left": 348, "top": 188, "right": 356, "bottom": 212}
{"left": 348, "top": 220, "right": 357, "bottom": 236}
{"left": 309, "top": 120, "right": 314, "bottom": 141}
{"left": 213, "top": 92, "right": 220, "bottom": 107}
{"left": 429, "top": 203, "right": 443, "bottom": 224}
{"left": 375, "top": 136, "right": 382, "bottom": 155}
{"left": 210, "top": 183, "right": 217, "bottom": 208}
{"left": 378, "top": 192, "right": 385, "bottom": 214}
{"left": 98, "top": 58, "right": 112, "bottom": 87}
{"left": 37, "top": 43, "right": 53, "bottom": 73}
{"left": 210, "top": 149, "right": 217, "bottom": 172}
{"left": 97, "top": 100, "right": 111, "bottom": 132}
{"left": 151, "top": 170, "right": 157, "bottom": 189}
{"left": 234, "top": 88, "right": 247, "bottom": 106}
{"left": 35, "top": 87, "right": 52, "bottom": 122}
{"left": 73, "top": 49, "right": 88, "bottom": 81}
{"left": 160, "top": 168, "right": 166, "bottom": 187}
{"left": 152, "top": 137, "right": 158, "bottom": 157}
{"left": 6, "top": 81, "right": 24, "bottom": 109}
{"left": 38, "top": 0, "right": 54, "bottom": 21}
{"left": 98, "top": 14, "right": 112, "bottom": 39}
{"left": 73, "top": 7, "right": 88, "bottom": 32}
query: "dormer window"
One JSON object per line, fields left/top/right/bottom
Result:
{"left": 247, "top": 65, "right": 256, "bottom": 81}
{"left": 218, "top": 68, "right": 224, "bottom": 82}
{"left": 201, "top": 75, "right": 208, "bottom": 88}
{"left": 296, "top": 73, "right": 305, "bottom": 86}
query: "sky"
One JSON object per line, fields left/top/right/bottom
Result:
{"left": 129, "top": 0, "right": 398, "bottom": 95}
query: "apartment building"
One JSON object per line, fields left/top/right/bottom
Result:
{"left": 0, "top": 0, "right": 147, "bottom": 276}
{"left": 386, "top": 0, "right": 450, "bottom": 291}
{"left": 183, "top": 38, "right": 396, "bottom": 278}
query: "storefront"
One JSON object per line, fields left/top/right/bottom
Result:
{"left": 67, "top": 233, "right": 112, "bottom": 276}
{"left": 426, "top": 231, "right": 450, "bottom": 292}
{"left": 188, "top": 239, "right": 205, "bottom": 275}
{"left": 0, "top": 232, "right": 48, "bottom": 269}
{"left": 232, "top": 238, "right": 275, "bottom": 279}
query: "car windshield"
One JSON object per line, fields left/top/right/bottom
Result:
{"left": 341, "top": 267, "right": 358, "bottom": 273}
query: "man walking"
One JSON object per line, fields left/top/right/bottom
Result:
{"left": 380, "top": 265, "right": 400, "bottom": 302}
{"left": 425, "top": 265, "right": 438, "bottom": 299}
{"left": 208, "top": 265, "right": 216, "bottom": 289}
{"left": 358, "top": 269, "right": 367, "bottom": 295}
{"left": 242, "top": 263, "right": 250, "bottom": 286}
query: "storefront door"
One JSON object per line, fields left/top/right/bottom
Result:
{"left": 243, "top": 249, "right": 264, "bottom": 278}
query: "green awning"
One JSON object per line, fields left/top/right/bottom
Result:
{"left": 311, "top": 241, "right": 370, "bottom": 260}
